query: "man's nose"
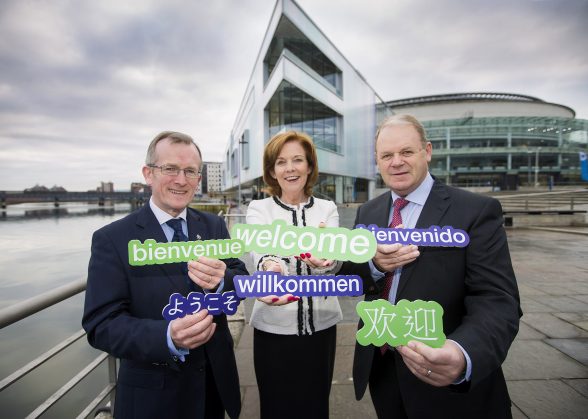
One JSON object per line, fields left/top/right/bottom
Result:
{"left": 390, "top": 154, "right": 404, "bottom": 166}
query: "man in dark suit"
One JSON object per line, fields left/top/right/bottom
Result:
{"left": 344, "top": 115, "right": 521, "bottom": 418}
{"left": 82, "top": 131, "right": 246, "bottom": 419}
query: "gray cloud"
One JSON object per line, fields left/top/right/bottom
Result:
{"left": 1, "top": 0, "right": 586, "bottom": 190}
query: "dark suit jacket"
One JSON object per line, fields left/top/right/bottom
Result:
{"left": 82, "top": 204, "right": 247, "bottom": 419}
{"left": 342, "top": 179, "right": 521, "bottom": 418}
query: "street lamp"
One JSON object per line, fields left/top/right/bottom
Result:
{"left": 534, "top": 147, "right": 542, "bottom": 188}
{"left": 526, "top": 150, "right": 531, "bottom": 186}
{"left": 237, "top": 135, "right": 248, "bottom": 208}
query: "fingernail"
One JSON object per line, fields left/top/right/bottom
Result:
{"left": 305, "top": 253, "right": 311, "bottom": 258}
{"left": 294, "top": 255, "right": 300, "bottom": 259}
{"left": 287, "top": 296, "right": 299, "bottom": 301}
{"left": 300, "top": 253, "right": 306, "bottom": 259}
{"left": 271, "top": 297, "right": 279, "bottom": 303}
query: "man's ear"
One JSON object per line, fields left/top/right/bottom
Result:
{"left": 142, "top": 165, "right": 153, "bottom": 185}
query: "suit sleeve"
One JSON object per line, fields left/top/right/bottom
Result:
{"left": 449, "top": 197, "right": 521, "bottom": 388}
{"left": 82, "top": 228, "right": 172, "bottom": 364}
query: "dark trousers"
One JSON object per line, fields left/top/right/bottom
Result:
{"left": 253, "top": 326, "right": 337, "bottom": 419}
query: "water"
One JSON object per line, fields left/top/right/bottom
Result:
{"left": 0, "top": 202, "right": 132, "bottom": 418}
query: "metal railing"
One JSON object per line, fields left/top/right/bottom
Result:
{"left": 0, "top": 211, "right": 247, "bottom": 418}
{"left": 0, "top": 278, "right": 116, "bottom": 418}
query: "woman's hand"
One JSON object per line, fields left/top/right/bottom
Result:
{"left": 257, "top": 294, "right": 300, "bottom": 306}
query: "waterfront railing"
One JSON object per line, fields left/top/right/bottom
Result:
{"left": 0, "top": 278, "right": 117, "bottom": 418}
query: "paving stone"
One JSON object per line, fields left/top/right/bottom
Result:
{"left": 530, "top": 295, "right": 588, "bottom": 312}
{"left": 571, "top": 294, "right": 588, "bottom": 304}
{"left": 508, "top": 379, "right": 588, "bottom": 419}
{"left": 520, "top": 297, "right": 551, "bottom": 313}
{"left": 516, "top": 321, "right": 546, "bottom": 340}
{"left": 336, "top": 323, "right": 359, "bottom": 346}
{"left": 545, "top": 339, "right": 588, "bottom": 366}
{"left": 239, "top": 385, "right": 260, "bottom": 419}
{"left": 563, "top": 379, "right": 588, "bottom": 398}
{"left": 332, "top": 345, "right": 355, "bottom": 383}
{"left": 553, "top": 312, "right": 588, "bottom": 331}
{"left": 235, "top": 347, "right": 256, "bottom": 386}
{"left": 530, "top": 284, "right": 576, "bottom": 296}
{"left": 237, "top": 324, "right": 254, "bottom": 349}
{"left": 521, "top": 312, "right": 588, "bottom": 338}
{"left": 503, "top": 340, "right": 588, "bottom": 380}
{"left": 329, "top": 384, "right": 376, "bottom": 419}
{"left": 510, "top": 403, "right": 527, "bottom": 419}
{"left": 517, "top": 283, "right": 547, "bottom": 296}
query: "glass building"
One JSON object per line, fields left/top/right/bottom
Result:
{"left": 223, "top": 0, "right": 384, "bottom": 203}
{"left": 383, "top": 93, "right": 588, "bottom": 190}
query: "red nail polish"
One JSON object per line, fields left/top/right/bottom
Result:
{"left": 300, "top": 253, "right": 306, "bottom": 259}
{"left": 305, "top": 252, "right": 311, "bottom": 258}
{"left": 271, "top": 297, "right": 279, "bottom": 303}
{"left": 287, "top": 296, "right": 299, "bottom": 302}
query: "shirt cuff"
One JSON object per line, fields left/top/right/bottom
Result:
{"left": 448, "top": 339, "right": 472, "bottom": 383}
{"left": 204, "top": 278, "right": 225, "bottom": 294}
{"left": 166, "top": 322, "right": 189, "bottom": 362}
{"left": 368, "top": 259, "right": 386, "bottom": 281}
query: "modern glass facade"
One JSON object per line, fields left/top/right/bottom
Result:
{"left": 266, "top": 81, "right": 342, "bottom": 153}
{"left": 264, "top": 16, "right": 342, "bottom": 95}
{"left": 424, "top": 116, "right": 588, "bottom": 189}
{"left": 224, "top": 0, "right": 378, "bottom": 204}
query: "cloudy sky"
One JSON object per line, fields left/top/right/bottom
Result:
{"left": 1, "top": 0, "right": 586, "bottom": 191}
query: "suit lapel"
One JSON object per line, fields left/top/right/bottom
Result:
{"left": 135, "top": 204, "right": 189, "bottom": 293}
{"left": 396, "top": 180, "right": 451, "bottom": 298}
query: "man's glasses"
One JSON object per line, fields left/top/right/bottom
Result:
{"left": 148, "top": 164, "right": 201, "bottom": 179}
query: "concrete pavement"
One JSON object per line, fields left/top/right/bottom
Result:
{"left": 228, "top": 226, "right": 588, "bottom": 418}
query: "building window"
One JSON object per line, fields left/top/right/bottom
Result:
{"left": 231, "top": 151, "right": 237, "bottom": 178}
{"left": 264, "top": 16, "right": 342, "bottom": 95}
{"left": 266, "top": 81, "right": 341, "bottom": 153}
{"left": 241, "top": 131, "right": 250, "bottom": 169}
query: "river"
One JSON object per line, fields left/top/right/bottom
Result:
{"left": 0, "top": 202, "right": 132, "bottom": 418}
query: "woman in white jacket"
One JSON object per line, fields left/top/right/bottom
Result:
{"left": 246, "top": 131, "right": 342, "bottom": 419}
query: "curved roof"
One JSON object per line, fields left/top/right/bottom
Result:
{"left": 386, "top": 92, "right": 575, "bottom": 117}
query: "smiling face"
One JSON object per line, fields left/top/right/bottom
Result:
{"left": 142, "top": 137, "right": 202, "bottom": 217}
{"left": 271, "top": 140, "right": 312, "bottom": 204}
{"left": 376, "top": 124, "right": 432, "bottom": 197}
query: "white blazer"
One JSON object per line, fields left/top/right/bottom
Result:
{"left": 246, "top": 196, "right": 343, "bottom": 335}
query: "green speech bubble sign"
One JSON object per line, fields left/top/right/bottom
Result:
{"left": 231, "top": 220, "right": 377, "bottom": 263}
{"left": 128, "top": 238, "right": 245, "bottom": 266}
{"left": 356, "top": 299, "right": 446, "bottom": 348}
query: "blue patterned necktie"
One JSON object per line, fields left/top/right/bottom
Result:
{"left": 166, "top": 218, "right": 193, "bottom": 289}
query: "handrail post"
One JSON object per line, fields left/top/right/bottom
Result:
{"left": 107, "top": 355, "right": 117, "bottom": 408}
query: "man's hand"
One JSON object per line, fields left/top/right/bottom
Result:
{"left": 396, "top": 340, "right": 466, "bottom": 387}
{"left": 188, "top": 256, "right": 226, "bottom": 290}
{"left": 373, "top": 243, "right": 419, "bottom": 272}
{"left": 170, "top": 309, "right": 216, "bottom": 350}
{"left": 372, "top": 224, "right": 419, "bottom": 272}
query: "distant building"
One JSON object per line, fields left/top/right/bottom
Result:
{"left": 49, "top": 185, "right": 67, "bottom": 192}
{"left": 130, "top": 182, "right": 150, "bottom": 194}
{"left": 201, "top": 162, "right": 223, "bottom": 197}
{"left": 384, "top": 93, "right": 588, "bottom": 189}
{"left": 97, "top": 182, "right": 114, "bottom": 192}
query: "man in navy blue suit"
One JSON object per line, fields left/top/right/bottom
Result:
{"left": 342, "top": 115, "right": 521, "bottom": 418}
{"left": 83, "top": 131, "right": 246, "bottom": 418}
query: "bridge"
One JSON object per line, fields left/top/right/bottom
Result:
{"left": 0, "top": 191, "right": 151, "bottom": 208}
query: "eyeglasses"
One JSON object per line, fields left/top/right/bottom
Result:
{"left": 148, "top": 164, "right": 201, "bottom": 179}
